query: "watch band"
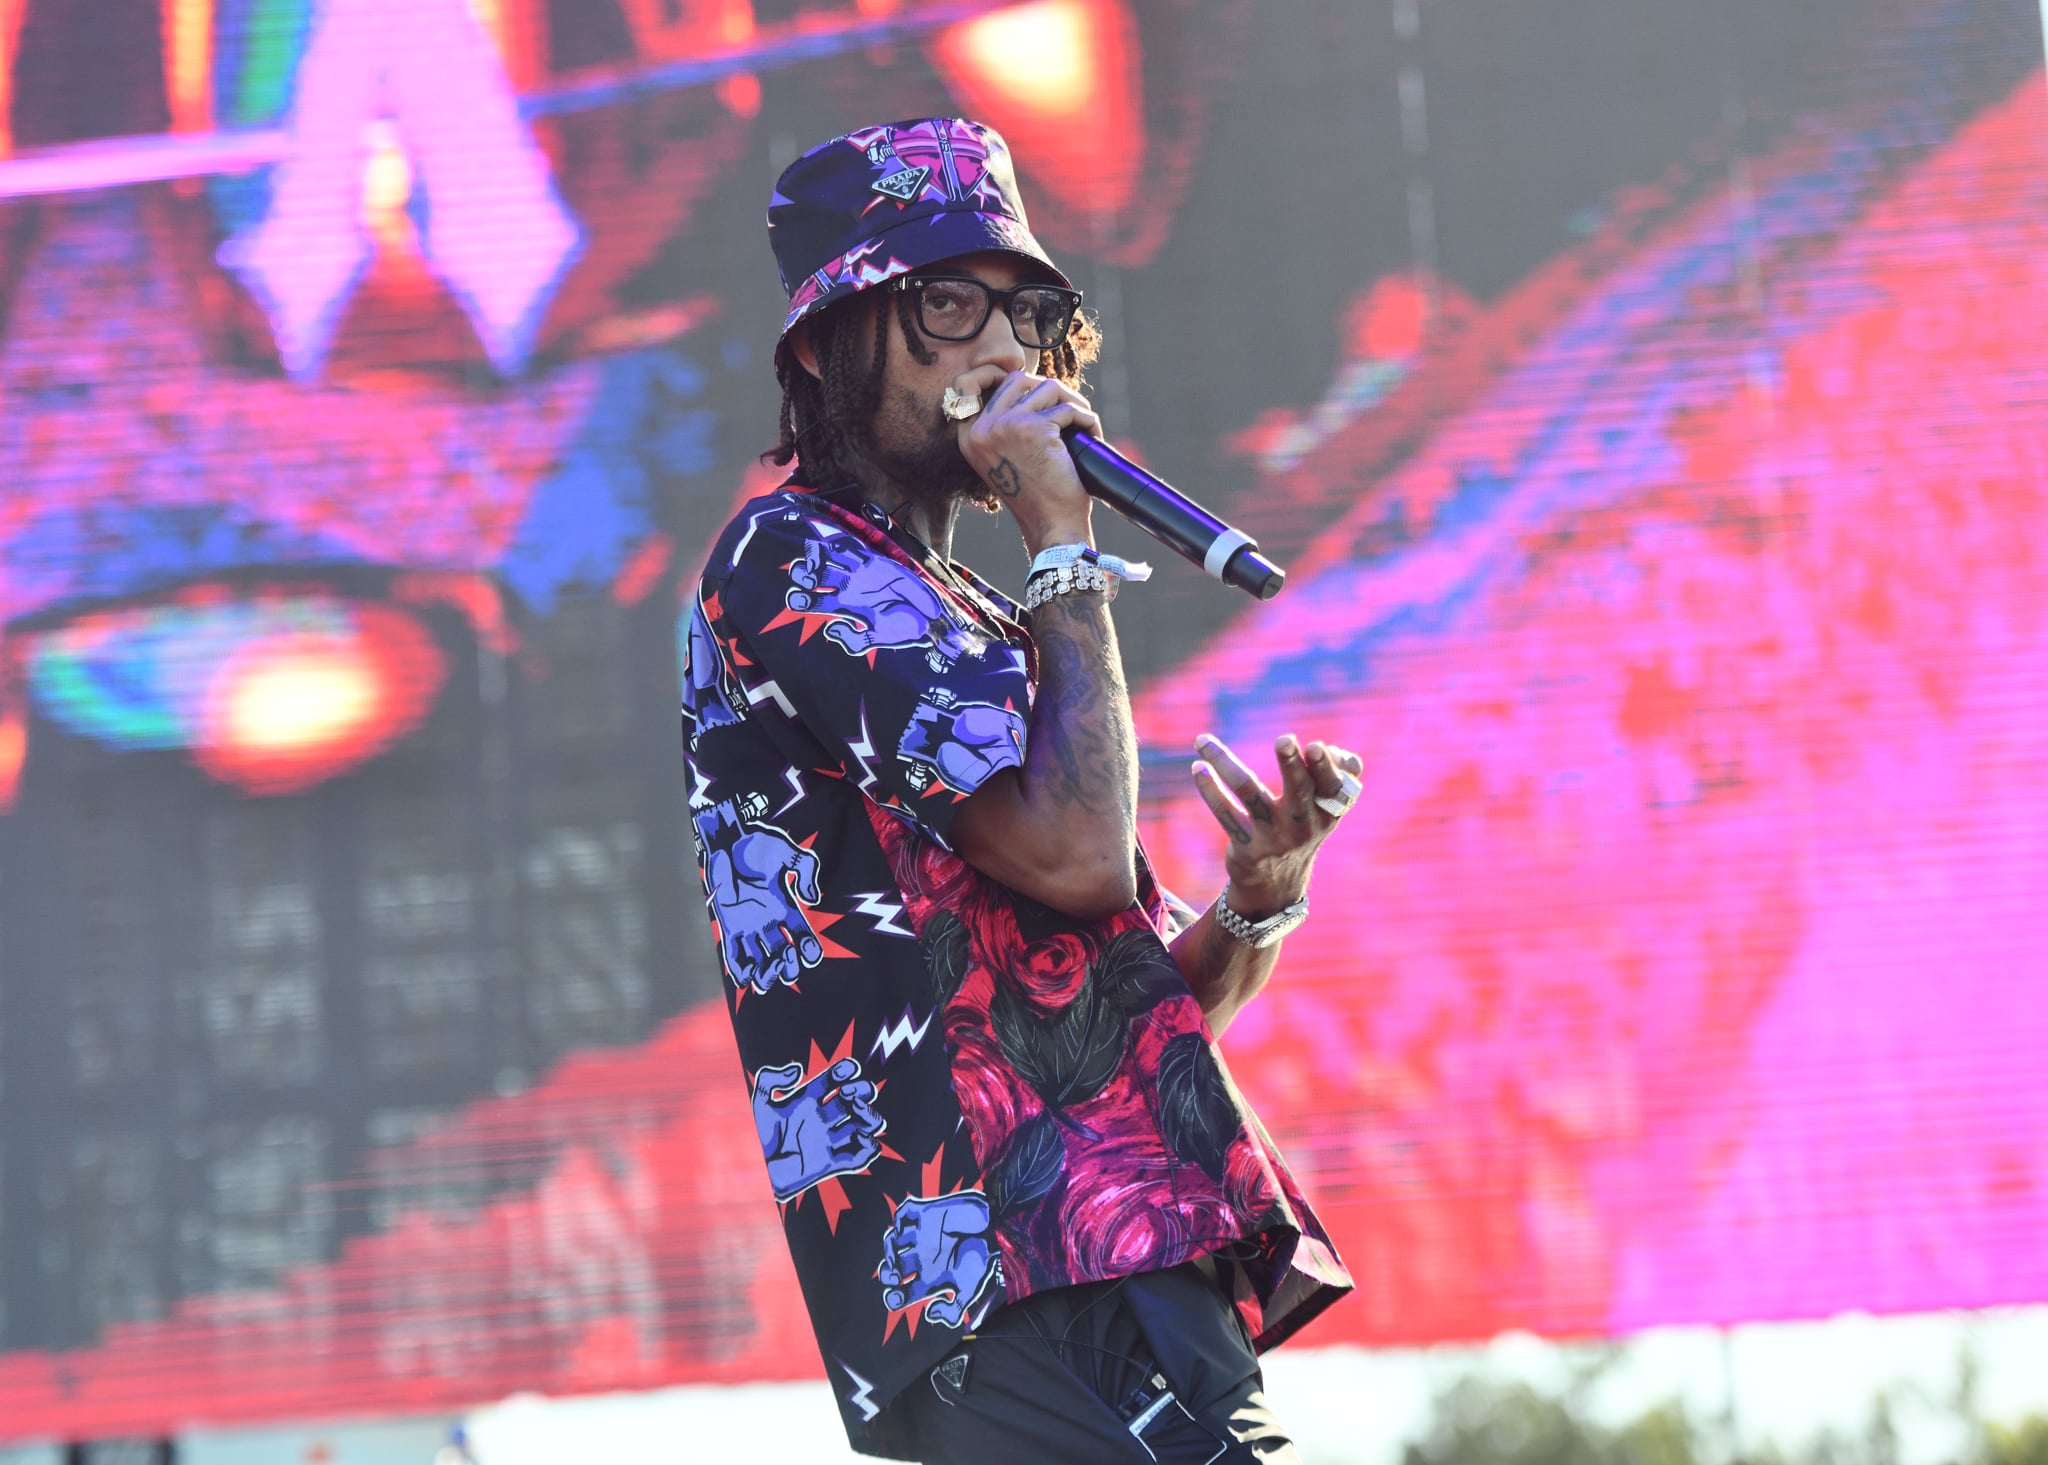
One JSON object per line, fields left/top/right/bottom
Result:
{"left": 1214, "top": 885, "right": 1309, "bottom": 947}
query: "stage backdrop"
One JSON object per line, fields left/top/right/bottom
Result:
{"left": 1, "top": 0, "right": 2045, "bottom": 1442}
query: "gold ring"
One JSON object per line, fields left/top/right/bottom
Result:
{"left": 942, "top": 387, "right": 982, "bottom": 423}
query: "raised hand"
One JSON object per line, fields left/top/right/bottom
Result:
{"left": 950, "top": 364, "right": 1103, "bottom": 557}
{"left": 752, "top": 1057, "right": 885, "bottom": 1200}
{"left": 785, "top": 533, "right": 949, "bottom": 654}
{"left": 1191, "top": 732, "right": 1365, "bottom": 916}
{"left": 878, "top": 1191, "right": 998, "bottom": 1328}
{"left": 695, "top": 805, "right": 825, "bottom": 992}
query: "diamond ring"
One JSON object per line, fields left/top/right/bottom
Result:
{"left": 1313, "top": 768, "right": 1362, "bottom": 819}
{"left": 942, "top": 387, "right": 982, "bottom": 423}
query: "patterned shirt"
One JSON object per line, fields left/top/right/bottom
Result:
{"left": 681, "top": 485, "right": 1351, "bottom": 1456}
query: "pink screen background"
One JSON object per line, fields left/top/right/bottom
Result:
{"left": 0, "top": 0, "right": 2042, "bottom": 1441}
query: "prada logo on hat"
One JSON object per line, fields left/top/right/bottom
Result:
{"left": 870, "top": 166, "right": 930, "bottom": 202}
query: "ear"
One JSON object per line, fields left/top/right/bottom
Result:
{"left": 787, "top": 323, "right": 822, "bottom": 381}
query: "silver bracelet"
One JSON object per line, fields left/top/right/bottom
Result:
{"left": 1024, "top": 559, "right": 1117, "bottom": 610}
{"left": 1028, "top": 542, "right": 1152, "bottom": 583}
{"left": 1214, "top": 885, "right": 1309, "bottom": 947}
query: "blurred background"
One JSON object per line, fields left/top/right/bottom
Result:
{"left": 1, "top": 0, "right": 2046, "bottom": 1460}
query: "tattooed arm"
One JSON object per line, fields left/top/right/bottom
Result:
{"left": 947, "top": 365, "right": 1140, "bottom": 918}
{"left": 1170, "top": 734, "right": 1363, "bottom": 1034}
{"left": 952, "top": 584, "right": 1138, "bottom": 917}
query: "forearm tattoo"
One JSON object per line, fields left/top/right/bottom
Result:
{"left": 1029, "top": 590, "right": 1135, "bottom": 818}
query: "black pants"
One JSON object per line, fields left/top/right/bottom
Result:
{"left": 895, "top": 1263, "right": 1300, "bottom": 1464}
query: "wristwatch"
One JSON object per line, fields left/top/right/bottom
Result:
{"left": 1214, "top": 884, "right": 1309, "bottom": 947}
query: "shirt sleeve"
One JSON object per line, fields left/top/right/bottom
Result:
{"left": 710, "top": 500, "right": 1031, "bottom": 849}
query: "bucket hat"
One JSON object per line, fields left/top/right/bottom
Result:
{"left": 768, "top": 117, "right": 1070, "bottom": 344}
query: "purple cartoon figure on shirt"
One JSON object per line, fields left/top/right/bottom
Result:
{"left": 786, "top": 529, "right": 962, "bottom": 655}
{"left": 753, "top": 1056, "right": 886, "bottom": 1200}
{"left": 681, "top": 596, "right": 744, "bottom": 740}
{"left": 693, "top": 800, "right": 824, "bottom": 992}
{"left": 879, "top": 1190, "right": 999, "bottom": 1328}
{"left": 898, "top": 691, "right": 1026, "bottom": 794}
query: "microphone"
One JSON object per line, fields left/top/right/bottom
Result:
{"left": 1062, "top": 430, "right": 1286, "bottom": 600}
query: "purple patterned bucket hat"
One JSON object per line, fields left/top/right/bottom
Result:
{"left": 767, "top": 117, "right": 1070, "bottom": 344}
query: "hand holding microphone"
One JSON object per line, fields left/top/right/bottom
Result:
{"left": 946, "top": 373, "right": 1287, "bottom": 601}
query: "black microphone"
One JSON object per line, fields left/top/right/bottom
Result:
{"left": 1061, "top": 430, "right": 1286, "bottom": 600}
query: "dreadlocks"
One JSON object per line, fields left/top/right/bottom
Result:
{"left": 768, "top": 283, "right": 1102, "bottom": 494}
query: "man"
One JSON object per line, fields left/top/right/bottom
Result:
{"left": 682, "top": 117, "right": 1362, "bottom": 1462}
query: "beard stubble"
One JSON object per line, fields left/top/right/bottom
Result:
{"left": 869, "top": 382, "right": 1002, "bottom": 517}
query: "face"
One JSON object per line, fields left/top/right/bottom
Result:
{"left": 822, "top": 252, "right": 1047, "bottom": 519}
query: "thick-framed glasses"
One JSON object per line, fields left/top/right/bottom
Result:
{"left": 896, "top": 275, "right": 1084, "bottom": 351}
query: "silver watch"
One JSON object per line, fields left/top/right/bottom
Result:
{"left": 1214, "top": 885, "right": 1309, "bottom": 947}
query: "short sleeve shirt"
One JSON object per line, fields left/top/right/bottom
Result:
{"left": 681, "top": 486, "right": 1352, "bottom": 1457}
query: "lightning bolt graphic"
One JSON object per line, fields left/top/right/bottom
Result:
{"left": 728, "top": 504, "right": 785, "bottom": 569}
{"left": 687, "top": 766, "right": 715, "bottom": 809}
{"left": 870, "top": 1004, "right": 933, "bottom": 1061}
{"left": 847, "top": 704, "right": 881, "bottom": 794}
{"left": 849, "top": 891, "right": 914, "bottom": 939}
{"left": 748, "top": 680, "right": 797, "bottom": 718}
{"left": 840, "top": 1361, "right": 881, "bottom": 1422}
{"left": 774, "top": 766, "right": 806, "bottom": 817}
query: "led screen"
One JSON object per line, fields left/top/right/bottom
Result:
{"left": 0, "top": 0, "right": 2043, "bottom": 1442}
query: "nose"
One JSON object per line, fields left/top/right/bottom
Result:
{"left": 970, "top": 296, "right": 1031, "bottom": 373}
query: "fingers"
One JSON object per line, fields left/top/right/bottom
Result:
{"left": 831, "top": 1079, "right": 880, "bottom": 1126}
{"left": 1041, "top": 399, "right": 1104, "bottom": 438}
{"left": 754, "top": 1062, "right": 804, "bottom": 1096}
{"left": 791, "top": 847, "right": 823, "bottom": 905}
{"left": 970, "top": 367, "right": 1039, "bottom": 421}
{"left": 1190, "top": 759, "right": 1255, "bottom": 847}
{"left": 973, "top": 371, "right": 1097, "bottom": 426}
{"left": 999, "top": 373, "right": 1059, "bottom": 415}
{"left": 822, "top": 621, "right": 871, "bottom": 653}
{"left": 1010, "top": 375, "right": 1097, "bottom": 424}
{"left": 1196, "top": 732, "right": 1276, "bottom": 810}
{"left": 1274, "top": 734, "right": 1318, "bottom": 824}
{"left": 951, "top": 363, "right": 1012, "bottom": 406}
{"left": 1301, "top": 740, "right": 1362, "bottom": 798}
{"left": 840, "top": 1082, "right": 880, "bottom": 1128}
{"left": 826, "top": 1057, "right": 861, "bottom": 1084}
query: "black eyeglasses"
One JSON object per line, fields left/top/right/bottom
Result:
{"left": 895, "top": 275, "right": 1084, "bottom": 351}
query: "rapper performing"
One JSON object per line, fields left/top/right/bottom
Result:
{"left": 8, "top": 1, "right": 2047, "bottom": 1460}
{"left": 680, "top": 118, "right": 1362, "bottom": 1461}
